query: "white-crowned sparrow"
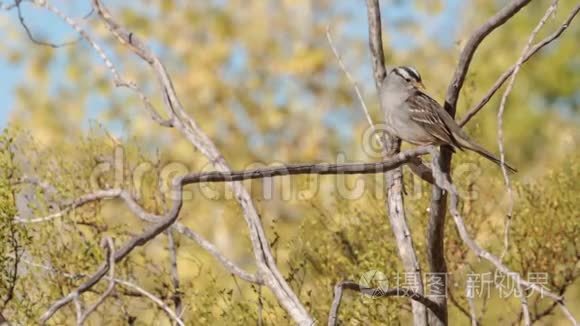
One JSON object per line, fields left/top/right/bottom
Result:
{"left": 381, "top": 66, "right": 516, "bottom": 172}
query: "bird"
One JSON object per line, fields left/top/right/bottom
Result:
{"left": 380, "top": 66, "right": 516, "bottom": 173}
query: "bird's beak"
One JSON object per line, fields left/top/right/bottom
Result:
{"left": 414, "top": 81, "right": 426, "bottom": 90}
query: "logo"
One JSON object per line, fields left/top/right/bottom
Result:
{"left": 358, "top": 270, "right": 389, "bottom": 297}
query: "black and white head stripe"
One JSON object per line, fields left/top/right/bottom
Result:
{"left": 392, "top": 66, "right": 422, "bottom": 82}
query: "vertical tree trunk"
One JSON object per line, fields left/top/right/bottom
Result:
{"left": 365, "top": 1, "right": 427, "bottom": 324}
{"left": 384, "top": 161, "right": 428, "bottom": 326}
{"left": 427, "top": 147, "right": 452, "bottom": 326}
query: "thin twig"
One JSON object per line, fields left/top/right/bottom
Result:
{"left": 42, "top": 238, "right": 117, "bottom": 325}
{"left": 29, "top": 1, "right": 173, "bottom": 126}
{"left": 15, "top": 0, "right": 83, "bottom": 48}
{"left": 494, "top": 3, "right": 562, "bottom": 322}
{"left": 114, "top": 279, "right": 185, "bottom": 326}
{"left": 326, "top": 25, "right": 382, "bottom": 149}
{"left": 444, "top": 0, "right": 533, "bottom": 112}
{"left": 447, "top": 290, "right": 475, "bottom": 325}
{"left": 14, "top": 189, "right": 122, "bottom": 224}
{"left": 38, "top": 176, "right": 185, "bottom": 324}
{"left": 496, "top": 2, "right": 559, "bottom": 286}
{"left": 326, "top": 24, "right": 434, "bottom": 184}
{"left": 77, "top": 237, "right": 116, "bottom": 325}
{"left": 459, "top": 4, "right": 580, "bottom": 127}
{"left": 14, "top": 256, "right": 184, "bottom": 326}
{"left": 166, "top": 231, "right": 183, "bottom": 320}
{"left": 14, "top": 184, "right": 261, "bottom": 284}
{"left": 35, "top": 1, "right": 121, "bottom": 80}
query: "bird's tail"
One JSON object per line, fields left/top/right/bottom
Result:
{"left": 457, "top": 138, "right": 517, "bottom": 173}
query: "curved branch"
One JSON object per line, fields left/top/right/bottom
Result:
{"left": 459, "top": 4, "right": 580, "bottom": 127}
{"left": 39, "top": 177, "right": 185, "bottom": 324}
{"left": 89, "top": 1, "right": 312, "bottom": 322}
{"left": 428, "top": 2, "right": 534, "bottom": 324}
{"left": 14, "top": 189, "right": 122, "bottom": 224}
{"left": 444, "top": 0, "right": 532, "bottom": 112}
{"left": 77, "top": 237, "right": 117, "bottom": 325}
{"left": 15, "top": 186, "right": 261, "bottom": 285}
{"left": 16, "top": 257, "right": 185, "bottom": 326}
{"left": 22, "top": 144, "right": 432, "bottom": 322}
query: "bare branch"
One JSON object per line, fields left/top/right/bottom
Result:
{"left": 16, "top": 145, "right": 429, "bottom": 223}
{"left": 428, "top": 150, "right": 578, "bottom": 326}
{"left": 181, "top": 147, "right": 429, "bottom": 183}
{"left": 38, "top": 176, "right": 185, "bottom": 324}
{"left": 467, "top": 287, "right": 478, "bottom": 326}
{"left": 34, "top": 1, "right": 121, "bottom": 80}
{"left": 447, "top": 191, "right": 577, "bottom": 325}
{"left": 365, "top": 2, "right": 427, "bottom": 325}
{"left": 15, "top": 257, "right": 185, "bottom": 326}
{"left": 496, "top": 3, "right": 559, "bottom": 298}
{"left": 42, "top": 237, "right": 117, "bottom": 324}
{"left": 88, "top": 1, "right": 313, "bottom": 322}
{"left": 1, "top": 0, "right": 19, "bottom": 11}
{"left": 444, "top": 0, "right": 532, "bottom": 112}
{"left": 15, "top": 0, "right": 83, "bottom": 48}
{"left": 365, "top": 0, "right": 387, "bottom": 90}
{"left": 166, "top": 231, "right": 183, "bottom": 320}
{"left": 15, "top": 189, "right": 122, "bottom": 224}
{"left": 326, "top": 25, "right": 377, "bottom": 146}
{"left": 15, "top": 184, "right": 261, "bottom": 284}
{"left": 327, "top": 280, "right": 443, "bottom": 326}
{"left": 27, "top": 1, "right": 173, "bottom": 127}
{"left": 77, "top": 237, "right": 116, "bottom": 325}
{"left": 115, "top": 81, "right": 175, "bottom": 127}
{"left": 21, "top": 142, "right": 428, "bottom": 323}
{"left": 459, "top": 4, "right": 580, "bottom": 127}
{"left": 428, "top": 3, "right": 533, "bottom": 324}
{"left": 114, "top": 279, "right": 185, "bottom": 326}
{"left": 447, "top": 290, "right": 476, "bottom": 325}
{"left": 170, "top": 223, "right": 261, "bottom": 284}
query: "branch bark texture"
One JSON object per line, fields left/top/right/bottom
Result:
{"left": 365, "top": 1, "right": 427, "bottom": 325}
{"left": 427, "top": 1, "right": 533, "bottom": 324}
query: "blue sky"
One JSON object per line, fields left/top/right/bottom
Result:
{"left": 0, "top": 0, "right": 464, "bottom": 129}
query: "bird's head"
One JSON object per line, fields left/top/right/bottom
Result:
{"left": 387, "top": 66, "right": 425, "bottom": 91}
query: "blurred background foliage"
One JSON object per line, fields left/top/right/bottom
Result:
{"left": 0, "top": 0, "right": 578, "bottom": 324}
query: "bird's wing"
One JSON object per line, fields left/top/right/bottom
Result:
{"left": 405, "top": 90, "right": 461, "bottom": 148}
